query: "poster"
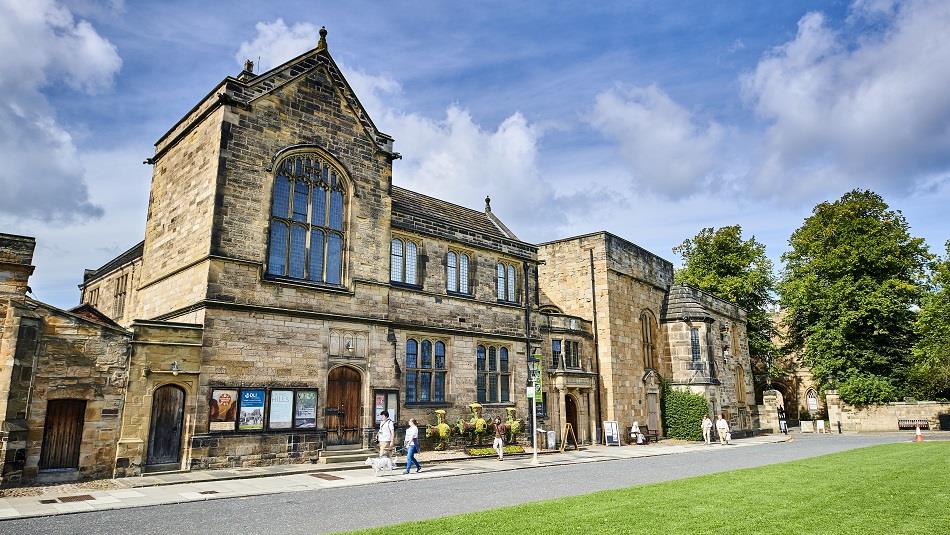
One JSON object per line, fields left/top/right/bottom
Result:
{"left": 269, "top": 390, "right": 293, "bottom": 429}
{"left": 239, "top": 389, "right": 265, "bottom": 431}
{"left": 603, "top": 420, "right": 620, "bottom": 446}
{"left": 294, "top": 390, "right": 317, "bottom": 428}
{"left": 209, "top": 389, "right": 238, "bottom": 431}
{"left": 374, "top": 393, "right": 386, "bottom": 424}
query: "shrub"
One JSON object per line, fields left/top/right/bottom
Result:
{"left": 465, "top": 445, "right": 525, "bottom": 456}
{"left": 661, "top": 382, "right": 709, "bottom": 441}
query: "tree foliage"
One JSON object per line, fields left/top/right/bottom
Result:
{"left": 910, "top": 242, "right": 950, "bottom": 400}
{"left": 673, "top": 225, "right": 777, "bottom": 359}
{"left": 779, "top": 190, "right": 931, "bottom": 404}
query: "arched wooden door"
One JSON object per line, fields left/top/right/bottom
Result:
{"left": 326, "top": 366, "right": 362, "bottom": 446}
{"left": 565, "top": 394, "right": 579, "bottom": 435}
{"left": 147, "top": 385, "right": 185, "bottom": 469}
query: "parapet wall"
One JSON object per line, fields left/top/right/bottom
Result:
{"left": 826, "top": 391, "right": 950, "bottom": 432}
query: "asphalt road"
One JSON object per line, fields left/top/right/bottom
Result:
{"left": 1, "top": 434, "right": 909, "bottom": 535}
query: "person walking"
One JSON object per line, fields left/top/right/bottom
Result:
{"left": 701, "top": 415, "right": 713, "bottom": 445}
{"left": 716, "top": 414, "right": 731, "bottom": 445}
{"left": 492, "top": 416, "right": 508, "bottom": 460}
{"left": 403, "top": 418, "right": 422, "bottom": 474}
{"left": 377, "top": 410, "right": 395, "bottom": 462}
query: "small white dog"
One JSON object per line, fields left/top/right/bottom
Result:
{"left": 365, "top": 456, "right": 395, "bottom": 476}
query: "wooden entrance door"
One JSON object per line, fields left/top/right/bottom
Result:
{"left": 326, "top": 366, "right": 362, "bottom": 446}
{"left": 647, "top": 392, "right": 660, "bottom": 434}
{"left": 565, "top": 394, "right": 579, "bottom": 434}
{"left": 40, "top": 399, "right": 86, "bottom": 469}
{"left": 147, "top": 385, "right": 186, "bottom": 468}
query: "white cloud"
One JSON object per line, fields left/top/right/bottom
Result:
{"left": 741, "top": 0, "right": 950, "bottom": 198}
{"left": 0, "top": 0, "right": 121, "bottom": 221}
{"left": 235, "top": 18, "right": 319, "bottom": 73}
{"left": 590, "top": 84, "right": 725, "bottom": 198}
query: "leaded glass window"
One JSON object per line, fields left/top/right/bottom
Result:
{"left": 390, "top": 238, "right": 419, "bottom": 286}
{"left": 477, "top": 344, "right": 510, "bottom": 403}
{"left": 266, "top": 153, "right": 346, "bottom": 285}
{"left": 447, "top": 251, "right": 470, "bottom": 294}
{"left": 407, "top": 338, "right": 446, "bottom": 402}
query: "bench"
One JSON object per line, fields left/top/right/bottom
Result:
{"left": 629, "top": 425, "right": 660, "bottom": 444}
{"left": 898, "top": 419, "right": 929, "bottom": 430}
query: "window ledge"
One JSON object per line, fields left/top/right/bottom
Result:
{"left": 495, "top": 299, "right": 522, "bottom": 308}
{"left": 262, "top": 274, "right": 352, "bottom": 294}
{"left": 477, "top": 402, "right": 516, "bottom": 407}
{"left": 446, "top": 290, "right": 474, "bottom": 299}
{"left": 404, "top": 401, "right": 451, "bottom": 408}
{"left": 391, "top": 281, "right": 424, "bottom": 290}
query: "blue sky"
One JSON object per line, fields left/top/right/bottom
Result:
{"left": 1, "top": 0, "right": 948, "bottom": 308}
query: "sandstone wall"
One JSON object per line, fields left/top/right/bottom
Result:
{"left": 826, "top": 391, "right": 950, "bottom": 432}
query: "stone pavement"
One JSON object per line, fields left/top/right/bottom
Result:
{"left": 0, "top": 435, "right": 791, "bottom": 521}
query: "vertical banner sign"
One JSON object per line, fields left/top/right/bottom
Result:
{"left": 239, "top": 389, "right": 265, "bottom": 430}
{"left": 294, "top": 390, "right": 317, "bottom": 428}
{"left": 269, "top": 390, "right": 293, "bottom": 429}
{"left": 534, "top": 368, "right": 544, "bottom": 417}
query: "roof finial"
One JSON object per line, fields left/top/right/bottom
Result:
{"left": 485, "top": 195, "right": 492, "bottom": 212}
{"left": 317, "top": 26, "right": 328, "bottom": 52}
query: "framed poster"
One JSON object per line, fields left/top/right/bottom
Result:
{"left": 374, "top": 390, "right": 398, "bottom": 425}
{"left": 603, "top": 420, "right": 620, "bottom": 446}
{"left": 294, "top": 390, "right": 317, "bottom": 428}
{"left": 269, "top": 390, "right": 294, "bottom": 429}
{"left": 209, "top": 389, "right": 238, "bottom": 432}
{"left": 239, "top": 389, "right": 266, "bottom": 431}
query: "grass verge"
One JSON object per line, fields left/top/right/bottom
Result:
{"left": 350, "top": 441, "right": 950, "bottom": 534}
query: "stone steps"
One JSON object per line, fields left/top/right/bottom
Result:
{"left": 318, "top": 448, "right": 374, "bottom": 464}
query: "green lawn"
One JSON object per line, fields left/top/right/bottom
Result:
{"left": 351, "top": 442, "right": 950, "bottom": 534}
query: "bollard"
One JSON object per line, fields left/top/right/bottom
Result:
{"left": 837, "top": 421, "right": 842, "bottom": 434}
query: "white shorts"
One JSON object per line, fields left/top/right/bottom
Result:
{"left": 493, "top": 437, "right": 504, "bottom": 449}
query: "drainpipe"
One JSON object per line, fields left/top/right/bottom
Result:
{"left": 589, "top": 249, "right": 603, "bottom": 444}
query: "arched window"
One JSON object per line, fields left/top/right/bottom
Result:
{"left": 496, "top": 262, "right": 518, "bottom": 303}
{"left": 267, "top": 153, "right": 346, "bottom": 285}
{"left": 406, "top": 338, "right": 446, "bottom": 402}
{"left": 390, "top": 238, "right": 419, "bottom": 285}
{"left": 476, "top": 344, "right": 510, "bottom": 403}
{"left": 641, "top": 311, "right": 658, "bottom": 369}
{"left": 806, "top": 389, "right": 819, "bottom": 412}
{"left": 446, "top": 251, "right": 470, "bottom": 294}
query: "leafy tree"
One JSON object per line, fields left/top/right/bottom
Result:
{"left": 673, "top": 225, "right": 777, "bottom": 360}
{"left": 910, "top": 242, "right": 950, "bottom": 400}
{"left": 779, "top": 190, "right": 931, "bottom": 404}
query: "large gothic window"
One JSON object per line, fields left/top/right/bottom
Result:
{"left": 267, "top": 153, "right": 346, "bottom": 285}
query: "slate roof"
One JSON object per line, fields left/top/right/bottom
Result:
{"left": 661, "top": 284, "right": 714, "bottom": 322}
{"left": 391, "top": 186, "right": 516, "bottom": 241}
{"left": 84, "top": 241, "right": 144, "bottom": 283}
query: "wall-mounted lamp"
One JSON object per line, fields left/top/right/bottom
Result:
{"left": 170, "top": 361, "right": 181, "bottom": 376}
{"left": 344, "top": 339, "right": 354, "bottom": 352}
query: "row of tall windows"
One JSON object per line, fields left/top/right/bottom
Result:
{"left": 387, "top": 240, "right": 520, "bottom": 302}
{"left": 403, "top": 342, "right": 512, "bottom": 404}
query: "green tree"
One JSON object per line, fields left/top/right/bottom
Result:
{"left": 910, "top": 242, "right": 950, "bottom": 400}
{"left": 673, "top": 225, "right": 777, "bottom": 360}
{"left": 779, "top": 190, "right": 931, "bottom": 404}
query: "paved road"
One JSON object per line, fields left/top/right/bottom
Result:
{"left": 2, "top": 435, "right": 908, "bottom": 534}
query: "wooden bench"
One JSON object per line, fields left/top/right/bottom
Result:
{"left": 629, "top": 425, "right": 660, "bottom": 444}
{"left": 898, "top": 419, "right": 929, "bottom": 430}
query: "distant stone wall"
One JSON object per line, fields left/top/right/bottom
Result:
{"left": 826, "top": 391, "right": 950, "bottom": 432}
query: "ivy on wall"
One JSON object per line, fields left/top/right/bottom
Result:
{"left": 662, "top": 381, "right": 709, "bottom": 441}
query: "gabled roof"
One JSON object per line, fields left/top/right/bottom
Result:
{"left": 391, "top": 186, "right": 518, "bottom": 241}
{"left": 84, "top": 241, "right": 144, "bottom": 283}
{"left": 156, "top": 27, "right": 394, "bottom": 158}
{"left": 69, "top": 303, "right": 125, "bottom": 329}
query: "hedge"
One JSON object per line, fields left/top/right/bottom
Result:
{"left": 662, "top": 382, "right": 709, "bottom": 441}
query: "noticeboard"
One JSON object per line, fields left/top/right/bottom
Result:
{"left": 603, "top": 420, "right": 621, "bottom": 446}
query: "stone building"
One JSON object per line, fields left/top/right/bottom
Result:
{"left": 1, "top": 234, "right": 131, "bottom": 484}
{"left": 2, "top": 28, "right": 757, "bottom": 484}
